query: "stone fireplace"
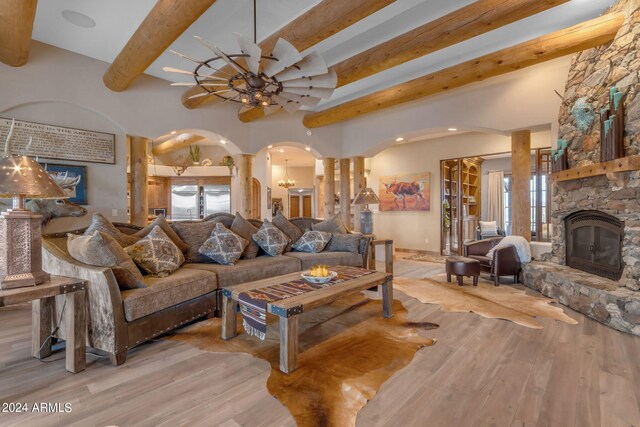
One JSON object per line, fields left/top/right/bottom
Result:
{"left": 523, "top": 0, "right": 640, "bottom": 336}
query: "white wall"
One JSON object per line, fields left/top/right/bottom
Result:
{"left": 368, "top": 130, "right": 551, "bottom": 252}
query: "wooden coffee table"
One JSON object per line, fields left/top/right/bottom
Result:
{"left": 220, "top": 267, "right": 393, "bottom": 373}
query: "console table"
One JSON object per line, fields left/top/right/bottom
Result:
{"left": 0, "top": 276, "right": 87, "bottom": 373}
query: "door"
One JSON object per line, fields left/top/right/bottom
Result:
{"left": 290, "top": 195, "right": 300, "bottom": 218}
{"left": 302, "top": 195, "right": 312, "bottom": 217}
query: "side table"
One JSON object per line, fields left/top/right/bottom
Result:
{"left": 0, "top": 275, "right": 87, "bottom": 373}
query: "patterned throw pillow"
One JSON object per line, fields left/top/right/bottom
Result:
{"left": 68, "top": 231, "right": 146, "bottom": 290}
{"left": 271, "top": 211, "right": 303, "bottom": 252}
{"left": 292, "top": 230, "right": 332, "bottom": 253}
{"left": 199, "top": 222, "right": 249, "bottom": 265}
{"left": 326, "top": 233, "right": 361, "bottom": 254}
{"left": 126, "top": 226, "right": 185, "bottom": 277}
{"left": 134, "top": 215, "right": 189, "bottom": 252}
{"left": 311, "top": 214, "right": 348, "bottom": 234}
{"left": 252, "top": 220, "right": 290, "bottom": 256}
{"left": 230, "top": 212, "right": 261, "bottom": 259}
{"left": 171, "top": 221, "right": 218, "bottom": 263}
{"left": 84, "top": 212, "right": 139, "bottom": 248}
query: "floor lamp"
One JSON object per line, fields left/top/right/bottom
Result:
{"left": 352, "top": 187, "right": 380, "bottom": 235}
{"left": 0, "top": 155, "right": 67, "bottom": 289}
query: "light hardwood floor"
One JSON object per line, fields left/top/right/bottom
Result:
{"left": 1, "top": 259, "right": 639, "bottom": 427}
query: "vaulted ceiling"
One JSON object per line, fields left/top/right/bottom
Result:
{"left": 2, "top": 0, "right": 619, "bottom": 127}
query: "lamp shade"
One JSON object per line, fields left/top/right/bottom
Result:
{"left": 0, "top": 155, "right": 67, "bottom": 199}
{"left": 352, "top": 187, "right": 380, "bottom": 206}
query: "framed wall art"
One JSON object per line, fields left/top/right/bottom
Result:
{"left": 40, "top": 163, "right": 88, "bottom": 205}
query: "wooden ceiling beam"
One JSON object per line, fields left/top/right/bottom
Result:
{"left": 0, "top": 0, "right": 38, "bottom": 67}
{"left": 238, "top": 0, "right": 569, "bottom": 123}
{"left": 302, "top": 12, "right": 624, "bottom": 128}
{"left": 182, "top": 0, "right": 396, "bottom": 109}
{"left": 152, "top": 134, "right": 205, "bottom": 155}
{"left": 103, "top": 0, "right": 217, "bottom": 92}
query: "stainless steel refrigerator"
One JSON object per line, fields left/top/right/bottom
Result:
{"left": 170, "top": 182, "right": 230, "bottom": 221}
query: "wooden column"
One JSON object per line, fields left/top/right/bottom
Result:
{"left": 511, "top": 130, "right": 531, "bottom": 240}
{"left": 323, "top": 158, "right": 335, "bottom": 217}
{"left": 233, "top": 154, "right": 253, "bottom": 219}
{"left": 352, "top": 156, "right": 366, "bottom": 232}
{"left": 340, "top": 159, "right": 351, "bottom": 229}
{"left": 128, "top": 135, "right": 149, "bottom": 227}
{"left": 316, "top": 175, "right": 325, "bottom": 218}
{"left": 0, "top": 0, "right": 37, "bottom": 67}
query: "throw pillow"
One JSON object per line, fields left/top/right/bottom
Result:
{"left": 325, "top": 233, "right": 361, "bottom": 254}
{"left": 271, "top": 211, "right": 303, "bottom": 252}
{"left": 126, "top": 226, "right": 185, "bottom": 277}
{"left": 230, "top": 212, "right": 260, "bottom": 259}
{"left": 84, "top": 212, "right": 139, "bottom": 248}
{"left": 311, "top": 214, "right": 348, "bottom": 234}
{"left": 486, "top": 236, "right": 532, "bottom": 263}
{"left": 292, "top": 230, "right": 332, "bottom": 253}
{"left": 199, "top": 222, "right": 248, "bottom": 265}
{"left": 134, "top": 215, "right": 189, "bottom": 252}
{"left": 479, "top": 221, "right": 499, "bottom": 237}
{"left": 171, "top": 221, "right": 218, "bottom": 263}
{"left": 67, "top": 231, "right": 146, "bottom": 290}
{"left": 252, "top": 220, "right": 290, "bottom": 256}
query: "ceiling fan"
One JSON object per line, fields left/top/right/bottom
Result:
{"left": 163, "top": 0, "right": 336, "bottom": 116}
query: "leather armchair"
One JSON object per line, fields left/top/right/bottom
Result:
{"left": 464, "top": 237, "right": 521, "bottom": 286}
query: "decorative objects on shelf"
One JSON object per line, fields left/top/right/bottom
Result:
{"left": 600, "top": 86, "right": 625, "bottom": 162}
{"left": 172, "top": 164, "right": 188, "bottom": 176}
{"left": 571, "top": 96, "right": 596, "bottom": 132}
{"left": 220, "top": 155, "right": 235, "bottom": 175}
{"left": 278, "top": 159, "right": 295, "bottom": 189}
{"left": 352, "top": 187, "right": 380, "bottom": 235}
{"left": 164, "top": 0, "right": 336, "bottom": 116}
{"left": 189, "top": 144, "right": 201, "bottom": 165}
{"left": 379, "top": 172, "right": 430, "bottom": 212}
{"left": 0, "top": 122, "right": 68, "bottom": 288}
{"left": 551, "top": 139, "right": 568, "bottom": 173}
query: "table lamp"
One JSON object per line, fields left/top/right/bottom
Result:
{"left": 0, "top": 155, "right": 67, "bottom": 289}
{"left": 352, "top": 187, "right": 380, "bottom": 235}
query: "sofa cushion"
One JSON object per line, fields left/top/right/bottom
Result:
{"left": 134, "top": 215, "right": 189, "bottom": 252}
{"left": 67, "top": 231, "right": 146, "bottom": 290}
{"left": 184, "top": 255, "right": 301, "bottom": 288}
{"left": 121, "top": 267, "right": 217, "bottom": 322}
{"left": 292, "top": 230, "right": 332, "bottom": 253}
{"left": 252, "top": 220, "right": 290, "bottom": 256}
{"left": 85, "top": 212, "right": 139, "bottom": 247}
{"left": 230, "top": 212, "right": 260, "bottom": 259}
{"left": 271, "top": 211, "right": 303, "bottom": 252}
{"left": 171, "top": 221, "right": 218, "bottom": 263}
{"left": 325, "top": 233, "right": 361, "bottom": 254}
{"left": 126, "top": 226, "right": 185, "bottom": 277}
{"left": 311, "top": 214, "right": 348, "bottom": 234}
{"left": 199, "top": 223, "right": 248, "bottom": 265}
{"left": 284, "top": 251, "right": 363, "bottom": 270}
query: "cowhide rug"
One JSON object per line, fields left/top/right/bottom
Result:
{"left": 394, "top": 275, "right": 578, "bottom": 329}
{"left": 165, "top": 293, "right": 437, "bottom": 427}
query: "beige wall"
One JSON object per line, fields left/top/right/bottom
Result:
{"left": 271, "top": 166, "right": 315, "bottom": 217}
{"left": 369, "top": 130, "right": 551, "bottom": 252}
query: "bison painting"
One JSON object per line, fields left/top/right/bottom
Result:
{"left": 378, "top": 173, "right": 430, "bottom": 211}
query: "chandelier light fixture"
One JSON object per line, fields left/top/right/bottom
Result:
{"left": 278, "top": 159, "right": 295, "bottom": 189}
{"left": 164, "top": 0, "right": 336, "bottom": 116}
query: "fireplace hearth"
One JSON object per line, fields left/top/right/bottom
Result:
{"left": 565, "top": 210, "right": 624, "bottom": 281}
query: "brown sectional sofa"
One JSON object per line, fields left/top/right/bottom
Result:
{"left": 42, "top": 213, "right": 372, "bottom": 366}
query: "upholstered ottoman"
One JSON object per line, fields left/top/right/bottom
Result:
{"left": 445, "top": 256, "right": 481, "bottom": 286}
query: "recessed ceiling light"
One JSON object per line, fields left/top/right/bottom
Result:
{"left": 306, "top": 130, "right": 312, "bottom": 136}
{"left": 305, "top": 146, "right": 311, "bottom": 151}
{"left": 279, "top": 149, "right": 284, "bottom": 153}
{"left": 395, "top": 137, "right": 404, "bottom": 142}
{"left": 219, "top": 139, "right": 226, "bottom": 144}
{"left": 170, "top": 131, "right": 177, "bottom": 135}
{"left": 61, "top": 10, "right": 96, "bottom": 28}
{"left": 448, "top": 128, "right": 458, "bottom": 132}
{"left": 267, "top": 145, "right": 273, "bottom": 149}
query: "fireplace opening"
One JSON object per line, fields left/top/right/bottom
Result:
{"left": 565, "top": 210, "right": 624, "bottom": 280}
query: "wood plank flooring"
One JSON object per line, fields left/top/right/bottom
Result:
{"left": 0, "top": 259, "right": 639, "bottom": 427}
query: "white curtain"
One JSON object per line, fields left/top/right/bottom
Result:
{"left": 487, "top": 171, "right": 504, "bottom": 229}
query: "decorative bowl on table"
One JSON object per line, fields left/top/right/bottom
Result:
{"left": 301, "top": 265, "right": 337, "bottom": 284}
